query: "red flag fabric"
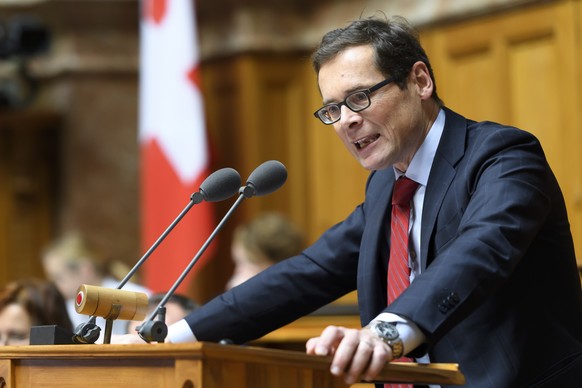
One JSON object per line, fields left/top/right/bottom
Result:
{"left": 139, "top": 0, "right": 215, "bottom": 293}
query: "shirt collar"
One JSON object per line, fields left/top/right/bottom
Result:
{"left": 393, "top": 108, "right": 446, "bottom": 186}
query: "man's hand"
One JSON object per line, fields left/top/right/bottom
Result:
{"left": 306, "top": 325, "right": 394, "bottom": 385}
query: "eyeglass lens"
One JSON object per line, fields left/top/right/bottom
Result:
{"left": 317, "top": 91, "right": 371, "bottom": 124}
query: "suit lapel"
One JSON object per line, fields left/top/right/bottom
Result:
{"left": 358, "top": 169, "right": 394, "bottom": 323}
{"left": 359, "top": 108, "right": 469, "bottom": 321}
{"left": 420, "top": 107, "right": 467, "bottom": 270}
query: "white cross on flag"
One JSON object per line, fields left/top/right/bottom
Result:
{"left": 139, "top": 0, "right": 215, "bottom": 294}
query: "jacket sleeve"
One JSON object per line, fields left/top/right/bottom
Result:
{"left": 184, "top": 201, "right": 367, "bottom": 344}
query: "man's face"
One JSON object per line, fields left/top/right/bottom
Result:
{"left": 317, "top": 44, "right": 431, "bottom": 172}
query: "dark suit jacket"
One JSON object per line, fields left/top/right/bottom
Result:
{"left": 186, "top": 108, "right": 582, "bottom": 387}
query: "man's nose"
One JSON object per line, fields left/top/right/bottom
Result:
{"left": 339, "top": 104, "right": 362, "bottom": 127}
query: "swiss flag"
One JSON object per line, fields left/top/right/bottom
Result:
{"left": 139, "top": 0, "right": 215, "bottom": 294}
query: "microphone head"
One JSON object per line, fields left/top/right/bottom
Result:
{"left": 244, "top": 160, "right": 287, "bottom": 197}
{"left": 197, "top": 167, "right": 242, "bottom": 203}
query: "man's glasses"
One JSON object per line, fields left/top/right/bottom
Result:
{"left": 313, "top": 77, "right": 395, "bottom": 125}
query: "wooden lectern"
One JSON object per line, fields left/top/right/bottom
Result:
{"left": 0, "top": 342, "right": 465, "bottom": 387}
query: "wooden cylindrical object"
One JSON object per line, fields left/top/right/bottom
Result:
{"left": 75, "top": 284, "right": 148, "bottom": 321}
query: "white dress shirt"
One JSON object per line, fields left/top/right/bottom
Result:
{"left": 374, "top": 109, "right": 445, "bottom": 388}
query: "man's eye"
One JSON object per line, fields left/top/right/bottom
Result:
{"left": 350, "top": 92, "right": 368, "bottom": 103}
{"left": 327, "top": 105, "right": 339, "bottom": 115}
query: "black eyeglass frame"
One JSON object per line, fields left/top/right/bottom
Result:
{"left": 313, "top": 77, "right": 395, "bottom": 125}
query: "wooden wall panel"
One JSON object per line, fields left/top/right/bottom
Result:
{"left": 428, "top": 39, "right": 508, "bottom": 123}
{"left": 207, "top": 55, "right": 310, "bottom": 222}
{"left": 202, "top": 53, "right": 366, "bottom": 247}
{"left": 198, "top": 53, "right": 370, "bottom": 299}
{"left": 0, "top": 112, "right": 61, "bottom": 284}
{"left": 509, "top": 33, "right": 563, "bottom": 172}
{"left": 199, "top": 54, "right": 317, "bottom": 300}
{"left": 196, "top": 1, "right": 582, "bottom": 299}
{"left": 423, "top": 0, "right": 582, "bottom": 265}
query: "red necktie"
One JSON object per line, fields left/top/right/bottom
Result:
{"left": 385, "top": 176, "right": 418, "bottom": 388}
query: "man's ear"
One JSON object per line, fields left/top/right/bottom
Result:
{"left": 411, "top": 61, "right": 434, "bottom": 101}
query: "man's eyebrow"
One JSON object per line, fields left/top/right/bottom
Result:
{"left": 322, "top": 84, "right": 369, "bottom": 105}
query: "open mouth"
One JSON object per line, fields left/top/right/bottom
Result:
{"left": 354, "top": 134, "right": 380, "bottom": 150}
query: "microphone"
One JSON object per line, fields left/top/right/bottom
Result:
{"left": 239, "top": 160, "right": 288, "bottom": 198}
{"left": 190, "top": 167, "right": 245, "bottom": 204}
{"left": 117, "top": 167, "right": 242, "bottom": 290}
{"left": 137, "top": 160, "right": 288, "bottom": 343}
{"left": 72, "top": 167, "right": 242, "bottom": 344}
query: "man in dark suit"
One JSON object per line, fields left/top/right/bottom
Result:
{"left": 116, "top": 16, "right": 582, "bottom": 387}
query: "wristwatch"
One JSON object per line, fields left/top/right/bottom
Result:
{"left": 365, "top": 321, "right": 405, "bottom": 359}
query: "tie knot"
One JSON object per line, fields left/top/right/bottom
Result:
{"left": 392, "top": 177, "right": 419, "bottom": 206}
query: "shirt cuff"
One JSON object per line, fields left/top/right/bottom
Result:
{"left": 166, "top": 319, "right": 197, "bottom": 343}
{"left": 372, "top": 312, "right": 425, "bottom": 356}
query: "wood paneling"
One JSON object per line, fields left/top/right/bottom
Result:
{"left": 198, "top": 52, "right": 370, "bottom": 300}
{"left": 199, "top": 54, "right": 316, "bottom": 300}
{"left": 195, "top": 0, "right": 582, "bottom": 301}
{"left": 202, "top": 53, "right": 370, "bottom": 246}
{"left": 1, "top": 0, "right": 579, "bottom": 300}
{"left": 423, "top": 0, "right": 582, "bottom": 265}
{"left": 0, "top": 111, "right": 61, "bottom": 284}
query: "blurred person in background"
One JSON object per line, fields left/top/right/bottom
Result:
{"left": 0, "top": 278, "right": 72, "bottom": 345}
{"left": 42, "top": 232, "right": 151, "bottom": 336}
{"left": 226, "top": 212, "right": 305, "bottom": 290}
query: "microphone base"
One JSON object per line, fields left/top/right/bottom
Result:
{"left": 72, "top": 318, "right": 101, "bottom": 344}
{"left": 137, "top": 320, "right": 168, "bottom": 343}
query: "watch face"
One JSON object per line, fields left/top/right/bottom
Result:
{"left": 377, "top": 322, "right": 399, "bottom": 340}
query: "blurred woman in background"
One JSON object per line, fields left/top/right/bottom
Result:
{"left": 42, "top": 232, "right": 150, "bottom": 336}
{"left": 226, "top": 212, "right": 305, "bottom": 290}
{"left": 0, "top": 278, "right": 72, "bottom": 345}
